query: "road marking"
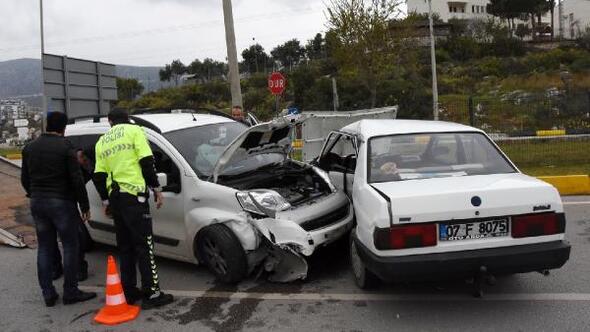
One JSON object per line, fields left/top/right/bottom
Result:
{"left": 563, "top": 201, "right": 590, "bottom": 206}
{"left": 80, "top": 286, "right": 590, "bottom": 302}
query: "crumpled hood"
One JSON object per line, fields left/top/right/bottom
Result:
{"left": 370, "top": 173, "right": 562, "bottom": 225}
{"left": 213, "top": 117, "right": 298, "bottom": 182}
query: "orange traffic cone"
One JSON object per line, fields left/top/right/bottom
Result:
{"left": 94, "top": 255, "right": 140, "bottom": 325}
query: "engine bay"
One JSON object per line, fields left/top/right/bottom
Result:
{"left": 218, "top": 161, "right": 332, "bottom": 206}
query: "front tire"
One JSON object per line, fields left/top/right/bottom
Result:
{"left": 350, "top": 232, "right": 379, "bottom": 289}
{"left": 196, "top": 224, "right": 247, "bottom": 284}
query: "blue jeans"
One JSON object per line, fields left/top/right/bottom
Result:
{"left": 30, "top": 198, "right": 80, "bottom": 299}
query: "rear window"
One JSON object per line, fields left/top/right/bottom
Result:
{"left": 368, "top": 132, "right": 516, "bottom": 183}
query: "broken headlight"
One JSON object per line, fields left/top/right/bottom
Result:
{"left": 236, "top": 189, "right": 292, "bottom": 218}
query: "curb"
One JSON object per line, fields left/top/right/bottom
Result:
{"left": 538, "top": 175, "right": 590, "bottom": 195}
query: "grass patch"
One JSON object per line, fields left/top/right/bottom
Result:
{"left": 497, "top": 139, "right": 589, "bottom": 176}
{"left": 0, "top": 148, "right": 22, "bottom": 157}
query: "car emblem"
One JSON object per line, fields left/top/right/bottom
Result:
{"left": 471, "top": 196, "right": 482, "bottom": 207}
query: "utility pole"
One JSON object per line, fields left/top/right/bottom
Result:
{"left": 428, "top": 0, "right": 439, "bottom": 121}
{"left": 222, "top": 0, "right": 243, "bottom": 108}
{"left": 40, "top": 0, "right": 47, "bottom": 116}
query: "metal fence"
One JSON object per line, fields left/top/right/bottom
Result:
{"left": 439, "top": 91, "right": 590, "bottom": 175}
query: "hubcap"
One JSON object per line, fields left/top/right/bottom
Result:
{"left": 203, "top": 238, "right": 228, "bottom": 275}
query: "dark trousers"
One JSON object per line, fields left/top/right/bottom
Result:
{"left": 53, "top": 222, "right": 88, "bottom": 274}
{"left": 30, "top": 198, "right": 80, "bottom": 299}
{"left": 110, "top": 191, "right": 161, "bottom": 296}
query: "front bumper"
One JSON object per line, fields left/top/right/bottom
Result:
{"left": 353, "top": 234, "right": 571, "bottom": 282}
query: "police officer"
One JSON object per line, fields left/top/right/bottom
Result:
{"left": 93, "top": 109, "right": 173, "bottom": 309}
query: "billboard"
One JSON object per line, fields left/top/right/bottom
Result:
{"left": 43, "top": 54, "right": 117, "bottom": 118}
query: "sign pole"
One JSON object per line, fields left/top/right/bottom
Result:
{"left": 268, "top": 72, "right": 286, "bottom": 114}
{"left": 428, "top": 0, "right": 439, "bottom": 121}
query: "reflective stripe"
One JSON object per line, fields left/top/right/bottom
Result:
{"left": 106, "top": 274, "right": 120, "bottom": 285}
{"left": 106, "top": 293, "right": 126, "bottom": 306}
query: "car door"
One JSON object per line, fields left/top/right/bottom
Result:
{"left": 146, "top": 134, "right": 187, "bottom": 256}
{"left": 316, "top": 131, "right": 358, "bottom": 198}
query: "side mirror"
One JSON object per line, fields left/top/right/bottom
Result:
{"left": 157, "top": 173, "right": 168, "bottom": 188}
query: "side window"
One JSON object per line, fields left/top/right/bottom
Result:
{"left": 150, "top": 142, "right": 182, "bottom": 193}
{"left": 319, "top": 133, "right": 357, "bottom": 173}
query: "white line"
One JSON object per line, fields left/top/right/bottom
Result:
{"left": 563, "top": 201, "right": 590, "bottom": 206}
{"left": 79, "top": 286, "right": 590, "bottom": 302}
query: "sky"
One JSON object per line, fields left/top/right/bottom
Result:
{"left": 0, "top": 0, "right": 337, "bottom": 66}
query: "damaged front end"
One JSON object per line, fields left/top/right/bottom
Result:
{"left": 241, "top": 215, "right": 315, "bottom": 283}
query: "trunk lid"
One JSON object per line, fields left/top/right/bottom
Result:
{"left": 371, "top": 173, "right": 562, "bottom": 226}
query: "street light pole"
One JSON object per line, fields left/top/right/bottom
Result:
{"left": 222, "top": 0, "right": 243, "bottom": 108}
{"left": 428, "top": 0, "right": 439, "bottom": 121}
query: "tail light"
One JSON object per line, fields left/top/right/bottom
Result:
{"left": 512, "top": 213, "right": 565, "bottom": 238}
{"left": 374, "top": 224, "right": 437, "bottom": 250}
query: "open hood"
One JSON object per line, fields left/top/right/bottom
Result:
{"left": 213, "top": 117, "right": 298, "bottom": 182}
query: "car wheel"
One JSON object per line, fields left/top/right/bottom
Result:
{"left": 196, "top": 224, "right": 247, "bottom": 284}
{"left": 350, "top": 233, "right": 379, "bottom": 289}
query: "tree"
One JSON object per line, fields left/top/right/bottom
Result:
{"left": 241, "top": 44, "right": 270, "bottom": 73}
{"left": 305, "top": 33, "right": 325, "bottom": 60}
{"left": 188, "top": 58, "right": 227, "bottom": 82}
{"left": 270, "top": 39, "right": 305, "bottom": 70}
{"left": 159, "top": 59, "right": 186, "bottom": 86}
{"left": 116, "top": 77, "right": 144, "bottom": 101}
{"left": 326, "top": 0, "right": 407, "bottom": 108}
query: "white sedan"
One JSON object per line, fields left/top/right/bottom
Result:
{"left": 315, "top": 119, "right": 571, "bottom": 291}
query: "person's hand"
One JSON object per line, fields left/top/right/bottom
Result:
{"left": 380, "top": 162, "right": 399, "bottom": 175}
{"left": 81, "top": 211, "right": 91, "bottom": 223}
{"left": 154, "top": 191, "right": 164, "bottom": 209}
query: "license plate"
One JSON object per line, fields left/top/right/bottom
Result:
{"left": 439, "top": 219, "right": 510, "bottom": 241}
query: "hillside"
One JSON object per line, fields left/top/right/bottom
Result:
{"left": 0, "top": 58, "right": 166, "bottom": 106}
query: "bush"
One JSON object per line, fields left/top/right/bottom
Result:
{"left": 570, "top": 57, "right": 590, "bottom": 72}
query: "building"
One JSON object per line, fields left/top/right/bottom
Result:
{"left": 0, "top": 99, "right": 27, "bottom": 120}
{"left": 407, "top": 0, "right": 492, "bottom": 22}
{"left": 556, "top": 0, "right": 590, "bottom": 39}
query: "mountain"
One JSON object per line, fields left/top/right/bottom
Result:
{"left": 0, "top": 59, "right": 42, "bottom": 99}
{"left": 0, "top": 58, "right": 167, "bottom": 107}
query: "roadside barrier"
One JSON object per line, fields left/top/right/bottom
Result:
{"left": 94, "top": 255, "right": 140, "bottom": 325}
{"left": 538, "top": 175, "right": 590, "bottom": 195}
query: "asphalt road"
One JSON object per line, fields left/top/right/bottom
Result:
{"left": 1, "top": 197, "right": 589, "bottom": 332}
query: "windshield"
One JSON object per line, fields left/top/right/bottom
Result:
{"left": 368, "top": 132, "right": 516, "bottom": 183}
{"left": 164, "top": 122, "right": 246, "bottom": 177}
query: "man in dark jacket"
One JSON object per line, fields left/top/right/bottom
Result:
{"left": 21, "top": 112, "right": 97, "bottom": 307}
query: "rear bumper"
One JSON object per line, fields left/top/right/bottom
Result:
{"left": 353, "top": 234, "right": 571, "bottom": 282}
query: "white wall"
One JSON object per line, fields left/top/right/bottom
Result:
{"left": 407, "top": 0, "right": 492, "bottom": 22}
{"left": 556, "top": 0, "right": 590, "bottom": 39}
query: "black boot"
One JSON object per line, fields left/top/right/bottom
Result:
{"left": 124, "top": 287, "right": 143, "bottom": 305}
{"left": 44, "top": 293, "right": 59, "bottom": 307}
{"left": 63, "top": 290, "right": 97, "bottom": 305}
{"left": 141, "top": 291, "right": 174, "bottom": 310}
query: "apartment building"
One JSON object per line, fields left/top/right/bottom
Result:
{"left": 407, "top": 0, "right": 492, "bottom": 22}
{"left": 556, "top": 0, "right": 590, "bottom": 39}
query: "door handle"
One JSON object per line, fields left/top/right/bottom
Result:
{"left": 192, "top": 197, "right": 200, "bottom": 202}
